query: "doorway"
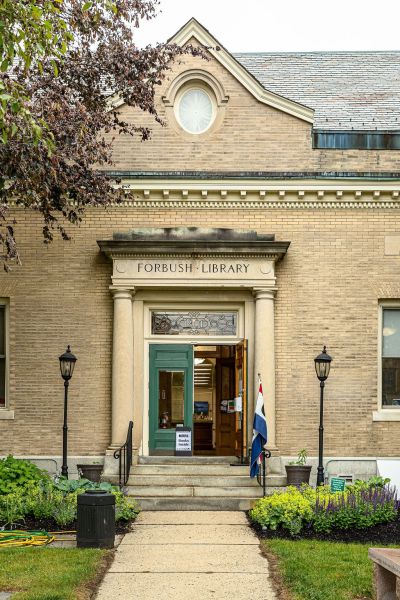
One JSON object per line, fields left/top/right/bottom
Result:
{"left": 149, "top": 342, "right": 247, "bottom": 457}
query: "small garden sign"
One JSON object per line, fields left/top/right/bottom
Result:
{"left": 330, "top": 477, "right": 346, "bottom": 492}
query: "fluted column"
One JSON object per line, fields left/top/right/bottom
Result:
{"left": 253, "top": 288, "right": 277, "bottom": 450}
{"left": 111, "top": 289, "right": 134, "bottom": 447}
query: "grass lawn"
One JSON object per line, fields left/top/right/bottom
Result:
{"left": 0, "top": 547, "right": 109, "bottom": 600}
{"left": 263, "top": 539, "right": 400, "bottom": 600}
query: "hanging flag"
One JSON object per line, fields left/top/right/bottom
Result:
{"left": 250, "top": 377, "right": 268, "bottom": 478}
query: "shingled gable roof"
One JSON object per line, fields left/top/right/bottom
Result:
{"left": 168, "top": 18, "right": 314, "bottom": 124}
{"left": 170, "top": 19, "right": 400, "bottom": 132}
{"left": 235, "top": 52, "right": 400, "bottom": 131}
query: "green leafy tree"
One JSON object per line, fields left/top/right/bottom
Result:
{"left": 0, "top": 1, "right": 202, "bottom": 268}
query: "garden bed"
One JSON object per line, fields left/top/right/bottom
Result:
{"left": 0, "top": 456, "right": 139, "bottom": 534}
{"left": 248, "top": 476, "right": 400, "bottom": 543}
{"left": 250, "top": 510, "right": 400, "bottom": 544}
{"left": 20, "top": 516, "right": 133, "bottom": 535}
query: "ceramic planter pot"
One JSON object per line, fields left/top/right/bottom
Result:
{"left": 285, "top": 465, "right": 312, "bottom": 487}
{"left": 77, "top": 464, "right": 103, "bottom": 483}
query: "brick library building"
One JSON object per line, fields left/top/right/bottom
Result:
{"left": 1, "top": 19, "right": 400, "bottom": 507}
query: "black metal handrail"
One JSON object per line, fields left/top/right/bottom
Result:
{"left": 113, "top": 421, "right": 133, "bottom": 489}
{"left": 257, "top": 449, "right": 272, "bottom": 497}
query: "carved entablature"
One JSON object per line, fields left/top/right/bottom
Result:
{"left": 98, "top": 227, "right": 290, "bottom": 290}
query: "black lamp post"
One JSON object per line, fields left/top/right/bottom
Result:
{"left": 59, "top": 345, "right": 77, "bottom": 479}
{"left": 314, "top": 346, "right": 332, "bottom": 486}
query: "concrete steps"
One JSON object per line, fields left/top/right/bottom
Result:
{"left": 133, "top": 465, "right": 250, "bottom": 476}
{"left": 126, "top": 457, "right": 286, "bottom": 510}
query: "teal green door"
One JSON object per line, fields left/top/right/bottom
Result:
{"left": 149, "top": 344, "right": 193, "bottom": 454}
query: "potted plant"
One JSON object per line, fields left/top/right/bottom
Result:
{"left": 285, "top": 449, "right": 312, "bottom": 486}
{"left": 76, "top": 461, "right": 103, "bottom": 483}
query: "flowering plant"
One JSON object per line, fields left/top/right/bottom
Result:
{"left": 249, "top": 478, "right": 398, "bottom": 536}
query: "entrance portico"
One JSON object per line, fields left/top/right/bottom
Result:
{"left": 98, "top": 228, "right": 290, "bottom": 473}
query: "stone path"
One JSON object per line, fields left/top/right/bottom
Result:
{"left": 96, "top": 511, "right": 276, "bottom": 600}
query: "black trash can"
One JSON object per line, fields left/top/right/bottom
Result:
{"left": 77, "top": 489, "right": 115, "bottom": 548}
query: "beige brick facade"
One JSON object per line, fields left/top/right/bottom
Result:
{"left": 1, "top": 203, "right": 400, "bottom": 459}
{"left": 1, "top": 20, "right": 399, "bottom": 468}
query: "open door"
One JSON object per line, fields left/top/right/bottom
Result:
{"left": 215, "top": 342, "right": 248, "bottom": 459}
{"left": 215, "top": 352, "right": 236, "bottom": 456}
{"left": 235, "top": 340, "right": 248, "bottom": 463}
{"left": 149, "top": 344, "right": 193, "bottom": 455}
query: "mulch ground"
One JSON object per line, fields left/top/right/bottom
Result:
{"left": 249, "top": 511, "right": 400, "bottom": 543}
{"left": 14, "top": 517, "right": 132, "bottom": 535}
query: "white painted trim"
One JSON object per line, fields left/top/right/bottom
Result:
{"left": 377, "top": 301, "right": 400, "bottom": 418}
{"left": 373, "top": 410, "right": 400, "bottom": 421}
{"left": 140, "top": 297, "right": 251, "bottom": 456}
{"left": 169, "top": 19, "right": 314, "bottom": 124}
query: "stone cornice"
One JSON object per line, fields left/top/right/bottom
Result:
{"left": 115, "top": 177, "right": 400, "bottom": 193}
{"left": 97, "top": 240, "right": 290, "bottom": 261}
{"left": 114, "top": 198, "right": 400, "bottom": 209}
{"left": 107, "top": 175, "right": 400, "bottom": 208}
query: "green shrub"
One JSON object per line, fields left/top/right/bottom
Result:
{"left": 313, "top": 485, "right": 397, "bottom": 533}
{"left": 0, "top": 455, "right": 50, "bottom": 494}
{"left": 249, "top": 480, "right": 398, "bottom": 536}
{"left": 0, "top": 459, "right": 140, "bottom": 528}
{"left": 0, "top": 488, "right": 26, "bottom": 526}
{"left": 114, "top": 491, "right": 140, "bottom": 522}
{"left": 249, "top": 486, "right": 314, "bottom": 535}
{"left": 53, "top": 477, "right": 115, "bottom": 494}
{"left": 52, "top": 492, "right": 77, "bottom": 527}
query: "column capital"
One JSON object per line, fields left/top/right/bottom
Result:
{"left": 252, "top": 287, "right": 276, "bottom": 300}
{"left": 110, "top": 287, "right": 135, "bottom": 300}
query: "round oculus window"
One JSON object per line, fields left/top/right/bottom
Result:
{"left": 177, "top": 88, "right": 214, "bottom": 134}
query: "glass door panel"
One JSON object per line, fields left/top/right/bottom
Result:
{"left": 149, "top": 344, "right": 193, "bottom": 454}
{"left": 159, "top": 370, "right": 185, "bottom": 428}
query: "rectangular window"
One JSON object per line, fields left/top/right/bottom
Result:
{"left": 0, "top": 306, "right": 6, "bottom": 408}
{"left": 151, "top": 311, "right": 238, "bottom": 337}
{"left": 382, "top": 309, "right": 400, "bottom": 408}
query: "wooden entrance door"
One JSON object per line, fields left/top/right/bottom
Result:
{"left": 235, "top": 340, "right": 248, "bottom": 462}
{"left": 215, "top": 341, "right": 248, "bottom": 457}
{"left": 216, "top": 355, "right": 236, "bottom": 455}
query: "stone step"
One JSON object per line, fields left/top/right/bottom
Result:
{"left": 126, "top": 485, "right": 265, "bottom": 498}
{"left": 138, "top": 456, "right": 239, "bottom": 465}
{"left": 133, "top": 497, "right": 264, "bottom": 511}
{"left": 131, "top": 464, "right": 250, "bottom": 475}
{"left": 127, "top": 475, "right": 286, "bottom": 487}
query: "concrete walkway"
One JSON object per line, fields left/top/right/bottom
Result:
{"left": 96, "top": 511, "right": 276, "bottom": 600}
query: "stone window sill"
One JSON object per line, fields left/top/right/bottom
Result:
{"left": 373, "top": 410, "right": 400, "bottom": 422}
{"left": 0, "top": 409, "right": 14, "bottom": 419}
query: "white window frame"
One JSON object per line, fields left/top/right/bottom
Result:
{"left": 373, "top": 301, "right": 400, "bottom": 421}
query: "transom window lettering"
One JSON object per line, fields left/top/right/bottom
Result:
{"left": 382, "top": 309, "right": 400, "bottom": 408}
{"left": 151, "top": 311, "right": 238, "bottom": 336}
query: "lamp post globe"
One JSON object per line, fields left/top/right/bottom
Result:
{"left": 314, "top": 346, "right": 332, "bottom": 486}
{"left": 59, "top": 345, "right": 77, "bottom": 380}
{"left": 59, "top": 346, "right": 77, "bottom": 478}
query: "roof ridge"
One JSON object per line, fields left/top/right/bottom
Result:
{"left": 233, "top": 50, "right": 400, "bottom": 56}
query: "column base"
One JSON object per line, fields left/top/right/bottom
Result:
{"left": 102, "top": 446, "right": 121, "bottom": 479}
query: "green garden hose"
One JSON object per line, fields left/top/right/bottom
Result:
{"left": 0, "top": 530, "right": 55, "bottom": 547}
